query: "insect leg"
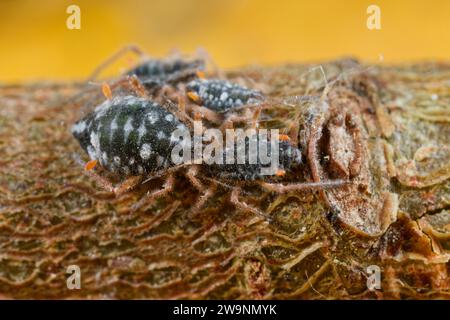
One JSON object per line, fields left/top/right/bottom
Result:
{"left": 88, "top": 44, "right": 147, "bottom": 81}
{"left": 180, "top": 85, "right": 222, "bottom": 124}
{"left": 191, "top": 105, "right": 222, "bottom": 124}
{"left": 194, "top": 47, "right": 224, "bottom": 79}
{"left": 161, "top": 97, "right": 197, "bottom": 131}
{"left": 72, "top": 153, "right": 116, "bottom": 192}
{"left": 113, "top": 176, "right": 142, "bottom": 196}
{"left": 219, "top": 101, "right": 263, "bottom": 130}
{"left": 82, "top": 168, "right": 115, "bottom": 193}
{"left": 189, "top": 178, "right": 216, "bottom": 218}
{"left": 258, "top": 180, "right": 351, "bottom": 193}
{"left": 194, "top": 185, "right": 216, "bottom": 214}
{"left": 109, "top": 75, "right": 149, "bottom": 98}
{"left": 74, "top": 154, "right": 142, "bottom": 195}
{"left": 185, "top": 165, "right": 204, "bottom": 192}
{"left": 249, "top": 104, "right": 263, "bottom": 129}
{"left": 230, "top": 187, "right": 272, "bottom": 221}
{"left": 222, "top": 113, "right": 250, "bottom": 126}
{"left": 220, "top": 119, "right": 235, "bottom": 131}
{"left": 130, "top": 173, "right": 175, "bottom": 213}
{"left": 186, "top": 166, "right": 218, "bottom": 216}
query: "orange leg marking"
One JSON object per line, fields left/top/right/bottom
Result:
{"left": 187, "top": 91, "right": 201, "bottom": 103}
{"left": 196, "top": 70, "right": 206, "bottom": 79}
{"left": 85, "top": 159, "right": 98, "bottom": 171}
{"left": 275, "top": 169, "right": 286, "bottom": 177}
{"left": 279, "top": 134, "right": 291, "bottom": 142}
{"left": 102, "top": 82, "right": 113, "bottom": 100}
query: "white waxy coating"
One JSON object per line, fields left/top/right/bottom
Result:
{"left": 157, "top": 131, "right": 166, "bottom": 140}
{"left": 220, "top": 92, "right": 228, "bottom": 101}
{"left": 165, "top": 114, "right": 174, "bottom": 122}
{"left": 137, "top": 123, "right": 147, "bottom": 142}
{"left": 72, "top": 120, "right": 86, "bottom": 134}
{"left": 139, "top": 143, "right": 152, "bottom": 160}
{"left": 123, "top": 117, "right": 134, "bottom": 142}
{"left": 147, "top": 111, "right": 159, "bottom": 124}
{"left": 90, "top": 132, "right": 101, "bottom": 159}
{"left": 109, "top": 115, "right": 118, "bottom": 142}
{"left": 87, "top": 146, "right": 96, "bottom": 160}
{"left": 102, "top": 152, "right": 108, "bottom": 165}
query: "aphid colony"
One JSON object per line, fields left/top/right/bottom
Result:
{"left": 71, "top": 47, "right": 349, "bottom": 216}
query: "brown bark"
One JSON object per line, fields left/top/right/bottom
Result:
{"left": 0, "top": 59, "right": 449, "bottom": 299}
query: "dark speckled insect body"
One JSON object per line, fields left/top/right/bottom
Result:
{"left": 71, "top": 95, "right": 188, "bottom": 176}
{"left": 126, "top": 58, "right": 205, "bottom": 88}
{"left": 71, "top": 49, "right": 350, "bottom": 218}
{"left": 187, "top": 79, "right": 264, "bottom": 112}
{"left": 205, "top": 137, "right": 303, "bottom": 181}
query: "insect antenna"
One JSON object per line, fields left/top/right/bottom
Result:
{"left": 194, "top": 47, "right": 224, "bottom": 79}
{"left": 87, "top": 44, "right": 148, "bottom": 81}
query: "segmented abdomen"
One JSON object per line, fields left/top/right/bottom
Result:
{"left": 187, "top": 79, "right": 264, "bottom": 112}
{"left": 71, "top": 96, "right": 188, "bottom": 176}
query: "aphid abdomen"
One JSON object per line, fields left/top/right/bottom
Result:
{"left": 72, "top": 96, "right": 188, "bottom": 176}
{"left": 187, "top": 79, "right": 264, "bottom": 112}
{"left": 204, "top": 138, "right": 302, "bottom": 181}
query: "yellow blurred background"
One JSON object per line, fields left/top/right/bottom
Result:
{"left": 0, "top": 0, "right": 449, "bottom": 82}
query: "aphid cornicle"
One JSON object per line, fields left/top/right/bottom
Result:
{"left": 71, "top": 95, "right": 188, "bottom": 176}
{"left": 186, "top": 79, "right": 264, "bottom": 112}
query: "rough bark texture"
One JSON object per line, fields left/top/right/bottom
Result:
{"left": 0, "top": 59, "right": 449, "bottom": 299}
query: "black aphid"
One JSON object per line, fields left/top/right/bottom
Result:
{"left": 205, "top": 137, "right": 303, "bottom": 181}
{"left": 126, "top": 58, "right": 205, "bottom": 88}
{"left": 186, "top": 79, "right": 264, "bottom": 112}
{"left": 71, "top": 95, "right": 189, "bottom": 176}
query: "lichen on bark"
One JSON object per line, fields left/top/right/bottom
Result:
{"left": 0, "top": 59, "right": 448, "bottom": 299}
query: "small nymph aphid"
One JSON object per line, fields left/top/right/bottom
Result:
{"left": 205, "top": 136, "right": 303, "bottom": 181}
{"left": 87, "top": 44, "right": 207, "bottom": 92}
{"left": 126, "top": 58, "right": 205, "bottom": 89}
{"left": 186, "top": 79, "right": 264, "bottom": 112}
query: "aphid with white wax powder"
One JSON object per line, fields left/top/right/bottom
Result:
{"left": 186, "top": 79, "right": 264, "bottom": 112}
{"left": 71, "top": 95, "right": 188, "bottom": 177}
{"left": 127, "top": 59, "right": 205, "bottom": 89}
{"left": 88, "top": 45, "right": 207, "bottom": 92}
{"left": 182, "top": 78, "right": 266, "bottom": 129}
